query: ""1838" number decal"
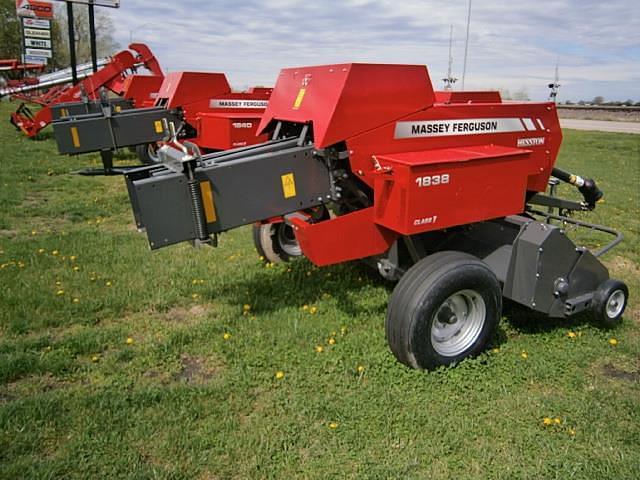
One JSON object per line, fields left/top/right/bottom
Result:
{"left": 415, "top": 174, "right": 450, "bottom": 188}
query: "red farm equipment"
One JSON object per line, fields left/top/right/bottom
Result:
{"left": 5, "top": 43, "right": 163, "bottom": 138}
{"left": 51, "top": 71, "right": 271, "bottom": 173}
{"left": 124, "top": 63, "right": 628, "bottom": 370}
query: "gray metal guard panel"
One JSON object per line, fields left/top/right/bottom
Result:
{"left": 130, "top": 145, "right": 332, "bottom": 249}
{"left": 200, "top": 145, "right": 331, "bottom": 232}
{"left": 504, "top": 221, "right": 609, "bottom": 317}
{"left": 50, "top": 98, "right": 133, "bottom": 121}
{"left": 53, "top": 107, "right": 180, "bottom": 155}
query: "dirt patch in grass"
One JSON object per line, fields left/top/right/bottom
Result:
{"left": 0, "top": 229, "right": 18, "bottom": 238}
{"left": 175, "top": 354, "right": 221, "bottom": 384}
{"left": 162, "top": 304, "right": 214, "bottom": 324}
{"left": 6, "top": 372, "right": 72, "bottom": 397}
{"left": 606, "top": 255, "right": 640, "bottom": 278}
{"left": 602, "top": 363, "right": 640, "bottom": 382}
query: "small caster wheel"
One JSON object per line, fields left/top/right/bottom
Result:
{"left": 592, "top": 279, "right": 628, "bottom": 328}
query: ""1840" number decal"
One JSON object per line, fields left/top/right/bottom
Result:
{"left": 415, "top": 174, "right": 450, "bottom": 188}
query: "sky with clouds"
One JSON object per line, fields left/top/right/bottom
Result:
{"left": 105, "top": 0, "right": 638, "bottom": 102}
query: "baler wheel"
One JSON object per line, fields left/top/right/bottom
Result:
{"left": 591, "top": 279, "right": 628, "bottom": 328}
{"left": 385, "top": 251, "right": 501, "bottom": 370}
{"left": 253, "top": 223, "right": 302, "bottom": 264}
{"left": 136, "top": 143, "right": 160, "bottom": 165}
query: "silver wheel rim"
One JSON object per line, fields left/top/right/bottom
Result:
{"left": 276, "top": 224, "right": 301, "bottom": 257}
{"left": 605, "top": 290, "right": 625, "bottom": 318}
{"left": 430, "top": 289, "right": 486, "bottom": 357}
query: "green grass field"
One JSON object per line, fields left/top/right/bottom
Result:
{"left": 1, "top": 100, "right": 639, "bottom": 479}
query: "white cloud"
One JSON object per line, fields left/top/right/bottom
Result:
{"left": 106, "top": 0, "right": 639, "bottom": 101}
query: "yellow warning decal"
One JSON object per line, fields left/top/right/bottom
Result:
{"left": 61, "top": 108, "right": 69, "bottom": 118}
{"left": 199, "top": 181, "right": 217, "bottom": 223}
{"left": 293, "top": 88, "right": 306, "bottom": 110}
{"left": 70, "top": 127, "right": 80, "bottom": 148}
{"left": 281, "top": 173, "right": 297, "bottom": 199}
{"left": 154, "top": 120, "right": 163, "bottom": 133}
{"left": 115, "top": 105, "right": 122, "bottom": 113}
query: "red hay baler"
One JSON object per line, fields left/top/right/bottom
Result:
{"left": 124, "top": 63, "right": 628, "bottom": 370}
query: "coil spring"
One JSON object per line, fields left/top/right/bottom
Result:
{"left": 188, "top": 180, "right": 208, "bottom": 241}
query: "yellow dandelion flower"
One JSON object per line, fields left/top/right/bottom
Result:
{"left": 568, "top": 428, "right": 576, "bottom": 436}
{"left": 328, "top": 337, "right": 336, "bottom": 345}
{"left": 38, "top": 248, "right": 45, "bottom": 254}
{"left": 126, "top": 337, "right": 134, "bottom": 345}
{"left": 73, "top": 266, "right": 80, "bottom": 272}
{"left": 357, "top": 365, "right": 365, "bottom": 373}
{"left": 302, "top": 304, "right": 309, "bottom": 311}
{"left": 543, "top": 417, "right": 553, "bottom": 426}
{"left": 609, "top": 338, "right": 618, "bottom": 346}
{"left": 70, "top": 255, "right": 77, "bottom": 261}
{"left": 223, "top": 332, "right": 231, "bottom": 340}
{"left": 567, "top": 331, "right": 577, "bottom": 339}
{"left": 521, "top": 351, "right": 528, "bottom": 359}
{"left": 91, "top": 355, "right": 99, "bottom": 363}
{"left": 72, "top": 298, "right": 80, "bottom": 304}
{"left": 31, "top": 230, "right": 37, "bottom": 236}
{"left": 243, "top": 304, "right": 251, "bottom": 312}
{"left": 191, "top": 293, "right": 200, "bottom": 299}
{"left": 491, "top": 347, "right": 500, "bottom": 353}
{"left": 191, "top": 279, "right": 199, "bottom": 285}
{"left": 275, "top": 371, "right": 285, "bottom": 380}
{"left": 56, "top": 289, "right": 65, "bottom": 296}
{"left": 315, "top": 345, "right": 324, "bottom": 353}
{"left": 340, "top": 326, "right": 347, "bottom": 335}
{"left": 554, "top": 417, "right": 561, "bottom": 425}
{"left": 328, "top": 422, "right": 338, "bottom": 429}
{"left": 105, "top": 281, "right": 112, "bottom": 287}
{"left": 52, "top": 250, "right": 59, "bottom": 256}
{"left": 309, "top": 306, "right": 318, "bottom": 314}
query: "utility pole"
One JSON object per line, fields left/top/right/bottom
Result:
{"left": 461, "top": 0, "right": 472, "bottom": 90}
{"left": 548, "top": 62, "right": 560, "bottom": 102}
{"left": 442, "top": 25, "right": 457, "bottom": 90}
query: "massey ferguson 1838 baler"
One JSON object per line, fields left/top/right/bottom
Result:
{"left": 124, "top": 63, "right": 628, "bottom": 370}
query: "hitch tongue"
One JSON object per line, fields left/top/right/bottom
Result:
{"left": 552, "top": 167, "right": 603, "bottom": 209}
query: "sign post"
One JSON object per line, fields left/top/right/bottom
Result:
{"left": 50, "top": 1, "right": 120, "bottom": 80}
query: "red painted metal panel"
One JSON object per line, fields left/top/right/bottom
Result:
{"left": 258, "top": 63, "right": 435, "bottom": 148}
{"left": 193, "top": 113, "right": 268, "bottom": 150}
{"left": 290, "top": 207, "right": 397, "bottom": 266}
{"left": 435, "top": 90, "right": 502, "bottom": 104}
{"left": 372, "top": 145, "right": 533, "bottom": 235}
{"left": 122, "top": 75, "right": 163, "bottom": 107}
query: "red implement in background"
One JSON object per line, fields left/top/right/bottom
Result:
{"left": 9, "top": 43, "right": 163, "bottom": 138}
{"left": 154, "top": 71, "right": 271, "bottom": 151}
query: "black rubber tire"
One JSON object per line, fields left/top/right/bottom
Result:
{"left": 252, "top": 223, "right": 302, "bottom": 264}
{"left": 136, "top": 143, "right": 159, "bottom": 165}
{"left": 385, "top": 251, "right": 502, "bottom": 370}
{"left": 591, "top": 279, "right": 628, "bottom": 328}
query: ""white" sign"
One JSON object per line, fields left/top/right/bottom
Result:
{"left": 25, "top": 38, "right": 51, "bottom": 48}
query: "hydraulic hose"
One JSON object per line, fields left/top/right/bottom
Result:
{"left": 552, "top": 167, "right": 603, "bottom": 209}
